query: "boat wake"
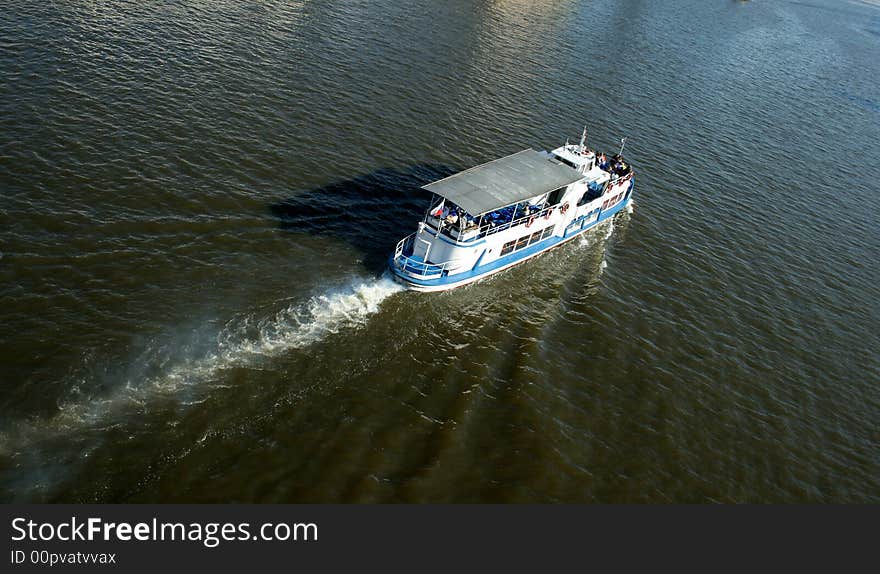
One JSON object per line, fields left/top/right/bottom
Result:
{"left": 231, "top": 275, "right": 403, "bottom": 358}
{"left": 0, "top": 275, "right": 403, "bottom": 460}
{"left": 575, "top": 201, "right": 631, "bottom": 276}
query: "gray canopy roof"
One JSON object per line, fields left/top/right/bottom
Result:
{"left": 422, "top": 149, "right": 583, "bottom": 216}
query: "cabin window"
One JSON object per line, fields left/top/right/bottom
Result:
{"left": 553, "top": 155, "right": 578, "bottom": 170}
{"left": 547, "top": 186, "right": 566, "bottom": 206}
{"left": 500, "top": 226, "right": 555, "bottom": 257}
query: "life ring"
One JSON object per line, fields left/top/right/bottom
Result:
{"left": 526, "top": 215, "right": 535, "bottom": 228}
{"left": 544, "top": 209, "right": 552, "bottom": 220}
{"left": 560, "top": 203, "right": 569, "bottom": 215}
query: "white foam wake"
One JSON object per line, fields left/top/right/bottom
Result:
{"left": 149, "top": 275, "right": 403, "bottom": 394}
{"left": 234, "top": 276, "right": 402, "bottom": 358}
{"left": 578, "top": 217, "right": 615, "bottom": 247}
{"left": 0, "top": 275, "right": 404, "bottom": 454}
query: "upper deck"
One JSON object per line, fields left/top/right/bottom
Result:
{"left": 422, "top": 149, "right": 584, "bottom": 216}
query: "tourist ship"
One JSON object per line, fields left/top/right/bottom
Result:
{"left": 389, "top": 130, "right": 634, "bottom": 291}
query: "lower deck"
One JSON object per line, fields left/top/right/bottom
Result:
{"left": 390, "top": 195, "right": 631, "bottom": 291}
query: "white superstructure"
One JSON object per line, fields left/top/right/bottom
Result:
{"left": 390, "top": 130, "right": 634, "bottom": 291}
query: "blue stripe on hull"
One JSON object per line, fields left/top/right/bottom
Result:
{"left": 390, "top": 197, "right": 631, "bottom": 291}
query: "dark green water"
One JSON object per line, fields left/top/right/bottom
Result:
{"left": 1, "top": 0, "right": 878, "bottom": 502}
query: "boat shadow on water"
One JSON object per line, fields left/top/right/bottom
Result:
{"left": 268, "top": 164, "right": 460, "bottom": 274}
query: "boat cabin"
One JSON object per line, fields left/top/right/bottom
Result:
{"left": 390, "top": 141, "right": 634, "bottom": 290}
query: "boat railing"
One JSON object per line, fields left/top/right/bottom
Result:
{"left": 394, "top": 257, "right": 452, "bottom": 278}
{"left": 609, "top": 171, "right": 634, "bottom": 184}
{"left": 394, "top": 233, "right": 416, "bottom": 259}
{"left": 392, "top": 233, "right": 452, "bottom": 278}
{"left": 428, "top": 202, "right": 559, "bottom": 244}
{"left": 473, "top": 203, "right": 556, "bottom": 240}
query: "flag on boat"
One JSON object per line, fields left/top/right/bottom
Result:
{"left": 430, "top": 200, "right": 445, "bottom": 217}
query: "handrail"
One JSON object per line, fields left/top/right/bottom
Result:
{"left": 607, "top": 171, "right": 634, "bottom": 185}
{"left": 473, "top": 201, "right": 559, "bottom": 239}
{"left": 394, "top": 233, "right": 416, "bottom": 259}
{"left": 394, "top": 255, "right": 450, "bottom": 277}
{"left": 392, "top": 233, "right": 452, "bottom": 277}
{"left": 427, "top": 202, "right": 560, "bottom": 244}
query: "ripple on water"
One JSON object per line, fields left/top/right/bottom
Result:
{"left": 1, "top": 0, "right": 879, "bottom": 502}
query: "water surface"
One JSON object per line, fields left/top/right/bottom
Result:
{"left": 1, "top": 0, "right": 878, "bottom": 502}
